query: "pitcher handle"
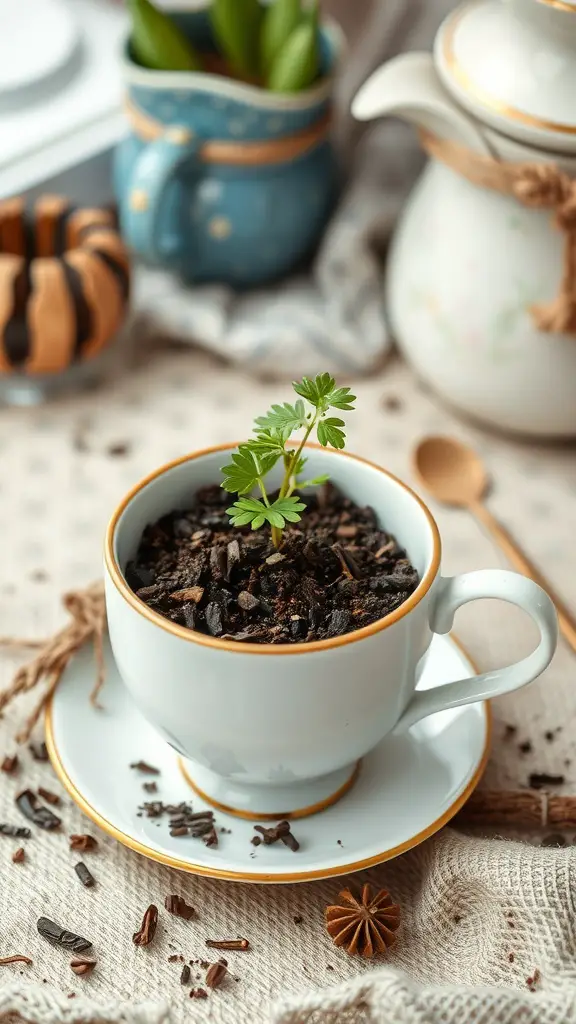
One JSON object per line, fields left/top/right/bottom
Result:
{"left": 121, "top": 126, "right": 200, "bottom": 264}
{"left": 393, "top": 570, "right": 558, "bottom": 733}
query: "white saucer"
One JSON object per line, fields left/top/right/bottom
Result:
{"left": 46, "top": 635, "right": 490, "bottom": 884}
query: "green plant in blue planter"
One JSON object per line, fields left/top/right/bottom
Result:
{"left": 128, "top": 0, "right": 321, "bottom": 91}
{"left": 128, "top": 0, "right": 204, "bottom": 71}
{"left": 116, "top": 0, "right": 341, "bottom": 286}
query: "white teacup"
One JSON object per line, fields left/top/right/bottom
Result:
{"left": 104, "top": 444, "right": 557, "bottom": 818}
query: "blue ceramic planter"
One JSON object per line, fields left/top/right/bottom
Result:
{"left": 114, "top": 7, "right": 343, "bottom": 287}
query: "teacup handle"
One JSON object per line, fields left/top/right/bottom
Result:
{"left": 121, "top": 126, "right": 201, "bottom": 264}
{"left": 393, "top": 569, "right": 558, "bottom": 733}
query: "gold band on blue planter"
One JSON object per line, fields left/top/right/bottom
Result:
{"left": 124, "top": 96, "right": 332, "bottom": 166}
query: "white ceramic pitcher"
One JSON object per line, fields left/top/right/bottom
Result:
{"left": 353, "top": 0, "right": 576, "bottom": 438}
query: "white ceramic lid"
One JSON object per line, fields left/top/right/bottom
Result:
{"left": 435, "top": 0, "right": 576, "bottom": 154}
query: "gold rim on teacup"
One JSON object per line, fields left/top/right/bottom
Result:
{"left": 104, "top": 442, "right": 442, "bottom": 656}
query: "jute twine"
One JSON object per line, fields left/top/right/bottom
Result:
{"left": 420, "top": 129, "right": 576, "bottom": 336}
{"left": 0, "top": 581, "right": 106, "bottom": 743}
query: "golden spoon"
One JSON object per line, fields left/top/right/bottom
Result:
{"left": 413, "top": 435, "right": 575, "bottom": 652}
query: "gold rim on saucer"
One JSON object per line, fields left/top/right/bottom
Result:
{"left": 44, "top": 639, "right": 491, "bottom": 884}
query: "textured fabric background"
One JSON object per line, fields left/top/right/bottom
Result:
{"left": 0, "top": 349, "right": 575, "bottom": 1023}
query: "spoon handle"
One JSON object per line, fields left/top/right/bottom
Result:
{"left": 471, "top": 501, "right": 576, "bottom": 653}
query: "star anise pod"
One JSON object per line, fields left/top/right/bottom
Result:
{"left": 325, "top": 884, "right": 400, "bottom": 957}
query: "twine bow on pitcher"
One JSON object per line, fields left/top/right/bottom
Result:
{"left": 420, "top": 130, "right": 576, "bottom": 337}
{"left": 512, "top": 165, "right": 576, "bottom": 334}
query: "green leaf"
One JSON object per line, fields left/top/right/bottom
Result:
{"left": 268, "top": 495, "right": 306, "bottom": 524}
{"left": 210, "top": 0, "right": 262, "bottom": 78}
{"left": 296, "top": 473, "right": 329, "bottom": 489}
{"left": 221, "top": 448, "right": 261, "bottom": 494}
{"left": 230, "top": 497, "right": 268, "bottom": 513}
{"left": 129, "top": 0, "right": 203, "bottom": 71}
{"left": 292, "top": 373, "right": 336, "bottom": 409}
{"left": 317, "top": 417, "right": 346, "bottom": 449}
{"left": 292, "top": 374, "right": 355, "bottom": 416}
{"left": 226, "top": 496, "right": 267, "bottom": 529}
{"left": 245, "top": 448, "right": 283, "bottom": 482}
{"left": 325, "top": 386, "right": 356, "bottom": 412}
{"left": 266, "top": 509, "right": 285, "bottom": 529}
{"left": 260, "top": 0, "right": 302, "bottom": 75}
{"left": 271, "top": 496, "right": 306, "bottom": 512}
{"left": 242, "top": 432, "right": 286, "bottom": 460}
{"left": 226, "top": 494, "right": 306, "bottom": 531}
{"left": 254, "top": 400, "right": 307, "bottom": 437}
{"left": 226, "top": 510, "right": 255, "bottom": 526}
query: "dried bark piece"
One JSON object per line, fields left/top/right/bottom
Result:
{"left": 164, "top": 895, "right": 195, "bottom": 920}
{"left": 133, "top": 904, "right": 158, "bottom": 946}
{"left": 206, "top": 938, "right": 249, "bottom": 950}
{"left": 74, "top": 862, "right": 96, "bottom": 888}
{"left": 529, "top": 772, "right": 565, "bottom": 790}
{"left": 130, "top": 761, "right": 159, "bottom": 775}
{"left": 332, "top": 543, "right": 362, "bottom": 581}
{"left": 265, "top": 552, "right": 285, "bottom": 566}
{"left": 206, "top": 960, "right": 228, "bottom": 989}
{"left": 253, "top": 820, "right": 299, "bottom": 851}
{"left": 29, "top": 742, "right": 48, "bottom": 762}
{"left": 69, "top": 834, "right": 98, "bottom": 852}
{"left": 38, "top": 787, "right": 61, "bottom": 806}
{"left": 225, "top": 539, "right": 241, "bottom": 580}
{"left": 237, "top": 591, "right": 260, "bottom": 612}
{"left": 1, "top": 755, "right": 18, "bottom": 774}
{"left": 325, "top": 884, "right": 400, "bottom": 958}
{"left": 16, "top": 790, "right": 61, "bottom": 831}
{"left": 210, "top": 545, "right": 227, "bottom": 579}
{"left": 541, "top": 833, "right": 566, "bottom": 848}
{"left": 336, "top": 524, "right": 358, "bottom": 539}
{"left": 37, "top": 917, "right": 92, "bottom": 953}
{"left": 170, "top": 587, "right": 204, "bottom": 603}
{"left": 70, "top": 957, "right": 96, "bottom": 976}
{"left": 0, "top": 825, "right": 31, "bottom": 839}
{"left": 202, "top": 825, "right": 219, "bottom": 847}
{"left": 205, "top": 602, "right": 224, "bottom": 637}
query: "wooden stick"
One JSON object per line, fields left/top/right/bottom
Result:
{"left": 456, "top": 790, "right": 576, "bottom": 829}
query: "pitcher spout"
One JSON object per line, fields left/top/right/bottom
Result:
{"left": 352, "top": 52, "right": 491, "bottom": 156}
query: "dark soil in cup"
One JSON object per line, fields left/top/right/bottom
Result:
{"left": 126, "top": 483, "right": 420, "bottom": 645}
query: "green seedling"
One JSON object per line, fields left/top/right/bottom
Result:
{"left": 221, "top": 373, "right": 356, "bottom": 549}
